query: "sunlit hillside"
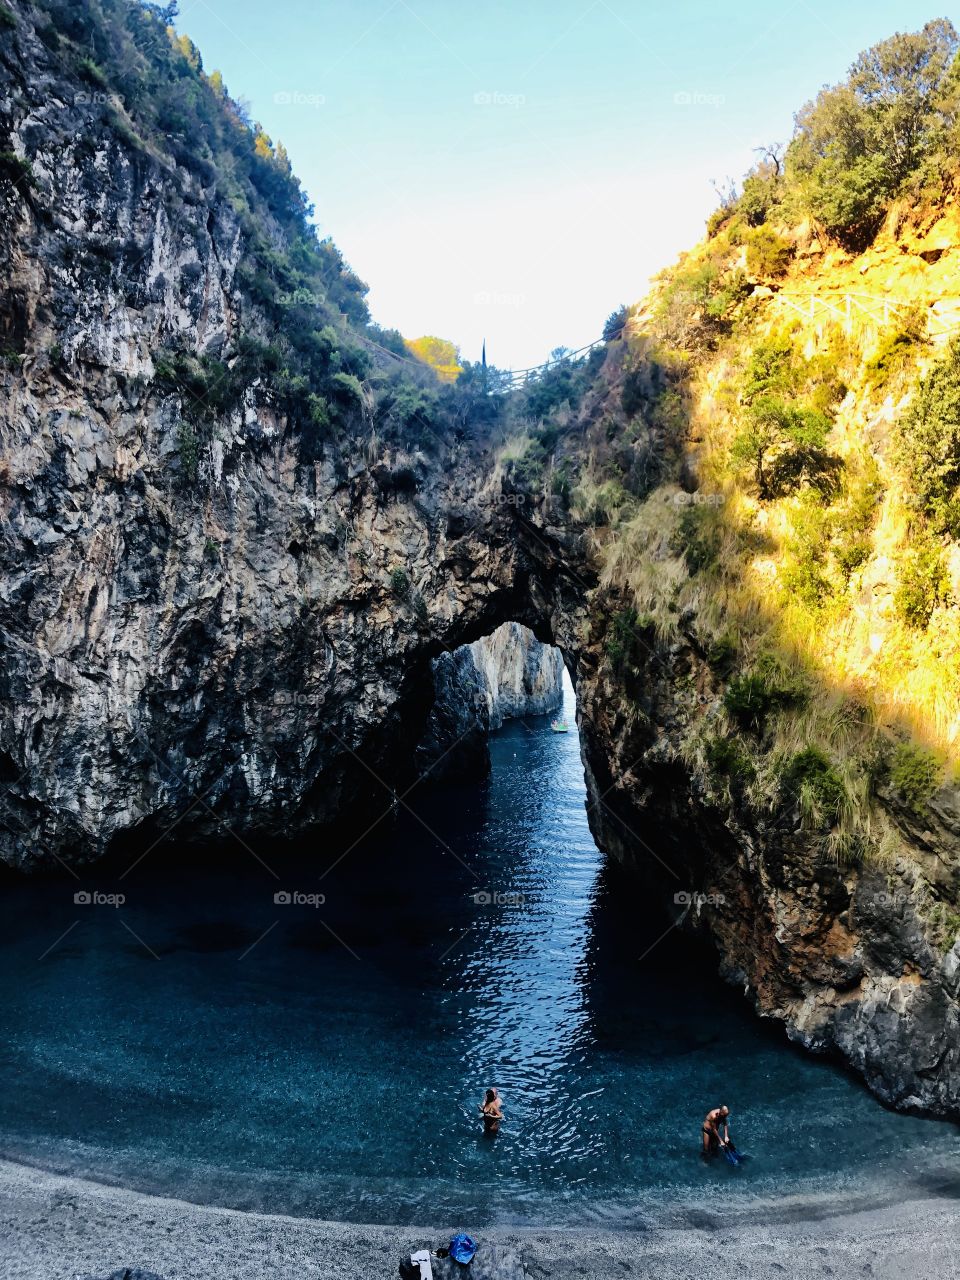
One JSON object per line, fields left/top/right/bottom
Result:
{"left": 499, "top": 20, "right": 960, "bottom": 868}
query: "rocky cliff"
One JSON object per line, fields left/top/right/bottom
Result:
{"left": 470, "top": 621, "right": 563, "bottom": 728}
{"left": 576, "top": 611, "right": 960, "bottom": 1119}
{"left": 1, "top": 0, "right": 959, "bottom": 1124}
{"left": 0, "top": 0, "right": 567, "bottom": 867}
{"left": 417, "top": 623, "right": 563, "bottom": 779}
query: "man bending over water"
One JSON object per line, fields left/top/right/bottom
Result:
{"left": 702, "top": 1104, "right": 732, "bottom": 1157}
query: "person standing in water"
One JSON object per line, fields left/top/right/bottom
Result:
{"left": 701, "top": 1104, "right": 733, "bottom": 1157}
{"left": 479, "top": 1087, "right": 503, "bottom": 1134}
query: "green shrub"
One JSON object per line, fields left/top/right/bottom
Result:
{"left": 296, "top": 393, "right": 333, "bottom": 462}
{"left": 704, "top": 268, "right": 751, "bottom": 321}
{"left": 550, "top": 460, "right": 573, "bottom": 498}
{"left": 807, "top": 368, "right": 848, "bottom": 416}
{"left": 176, "top": 420, "right": 200, "bottom": 482}
{"left": 704, "top": 734, "right": 755, "bottom": 782}
{"left": 894, "top": 535, "right": 949, "bottom": 628}
{"left": 514, "top": 358, "right": 584, "bottom": 420}
{"left": 598, "top": 480, "right": 633, "bottom": 525}
{"left": 78, "top": 56, "right": 108, "bottom": 87}
{"left": 390, "top": 567, "right": 409, "bottom": 597}
{"left": 737, "top": 169, "right": 782, "bottom": 226}
{"left": 794, "top": 151, "right": 892, "bottom": 251}
{"left": 706, "top": 633, "right": 737, "bottom": 674}
{"left": 0, "top": 4, "right": 17, "bottom": 29}
{"left": 864, "top": 324, "right": 924, "bottom": 391}
{"left": 606, "top": 607, "right": 649, "bottom": 673}
{"left": 308, "top": 393, "right": 330, "bottom": 426}
{"left": 783, "top": 746, "right": 846, "bottom": 824}
{"left": 377, "top": 380, "right": 439, "bottom": 444}
{"left": 744, "top": 225, "right": 794, "bottom": 278}
{"left": 894, "top": 339, "right": 960, "bottom": 537}
{"left": 329, "top": 371, "right": 365, "bottom": 406}
{"left": 827, "top": 465, "right": 881, "bottom": 581}
{"left": 154, "top": 350, "right": 239, "bottom": 423}
{"left": 888, "top": 741, "right": 943, "bottom": 812}
{"left": 730, "top": 396, "right": 840, "bottom": 499}
{"left": 672, "top": 505, "right": 721, "bottom": 574}
{"left": 780, "top": 556, "right": 832, "bottom": 608}
{"left": 786, "top": 22, "right": 958, "bottom": 249}
{"left": 0, "top": 151, "right": 32, "bottom": 191}
{"left": 925, "top": 902, "right": 960, "bottom": 953}
{"left": 743, "top": 338, "right": 798, "bottom": 403}
{"left": 834, "top": 538, "right": 871, "bottom": 581}
{"left": 724, "top": 675, "right": 771, "bottom": 730}
{"left": 706, "top": 203, "right": 734, "bottom": 238}
{"left": 655, "top": 254, "right": 751, "bottom": 348}
{"left": 724, "top": 655, "right": 807, "bottom": 731}
{"left": 510, "top": 437, "right": 548, "bottom": 492}
{"left": 779, "top": 494, "right": 834, "bottom": 605}
{"left": 603, "top": 305, "right": 630, "bottom": 341}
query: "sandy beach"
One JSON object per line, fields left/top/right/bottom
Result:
{"left": 1, "top": 1156, "right": 959, "bottom": 1280}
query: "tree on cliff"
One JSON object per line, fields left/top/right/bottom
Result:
{"left": 405, "top": 336, "right": 463, "bottom": 383}
{"left": 787, "top": 19, "right": 959, "bottom": 247}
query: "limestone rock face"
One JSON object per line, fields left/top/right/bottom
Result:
{"left": 0, "top": 8, "right": 563, "bottom": 869}
{"left": 417, "top": 623, "right": 563, "bottom": 779}
{"left": 470, "top": 621, "right": 563, "bottom": 729}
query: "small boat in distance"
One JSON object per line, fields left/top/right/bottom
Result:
{"left": 550, "top": 718, "right": 569, "bottom": 733}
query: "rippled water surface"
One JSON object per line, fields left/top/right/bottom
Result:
{"left": 0, "top": 673, "right": 956, "bottom": 1224}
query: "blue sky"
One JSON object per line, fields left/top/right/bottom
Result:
{"left": 173, "top": 1, "right": 944, "bottom": 368}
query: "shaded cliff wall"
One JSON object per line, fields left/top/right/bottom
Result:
{"left": 0, "top": 1, "right": 585, "bottom": 868}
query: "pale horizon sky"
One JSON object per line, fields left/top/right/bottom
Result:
{"left": 173, "top": 1, "right": 945, "bottom": 368}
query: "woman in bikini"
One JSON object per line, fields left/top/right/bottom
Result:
{"left": 479, "top": 1087, "right": 503, "bottom": 1134}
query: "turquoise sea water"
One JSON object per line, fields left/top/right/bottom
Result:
{"left": 0, "top": 674, "right": 956, "bottom": 1225}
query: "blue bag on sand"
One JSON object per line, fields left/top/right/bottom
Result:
{"left": 449, "top": 1232, "right": 478, "bottom": 1263}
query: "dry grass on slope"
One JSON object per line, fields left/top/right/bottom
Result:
{"left": 587, "top": 206, "right": 960, "bottom": 864}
